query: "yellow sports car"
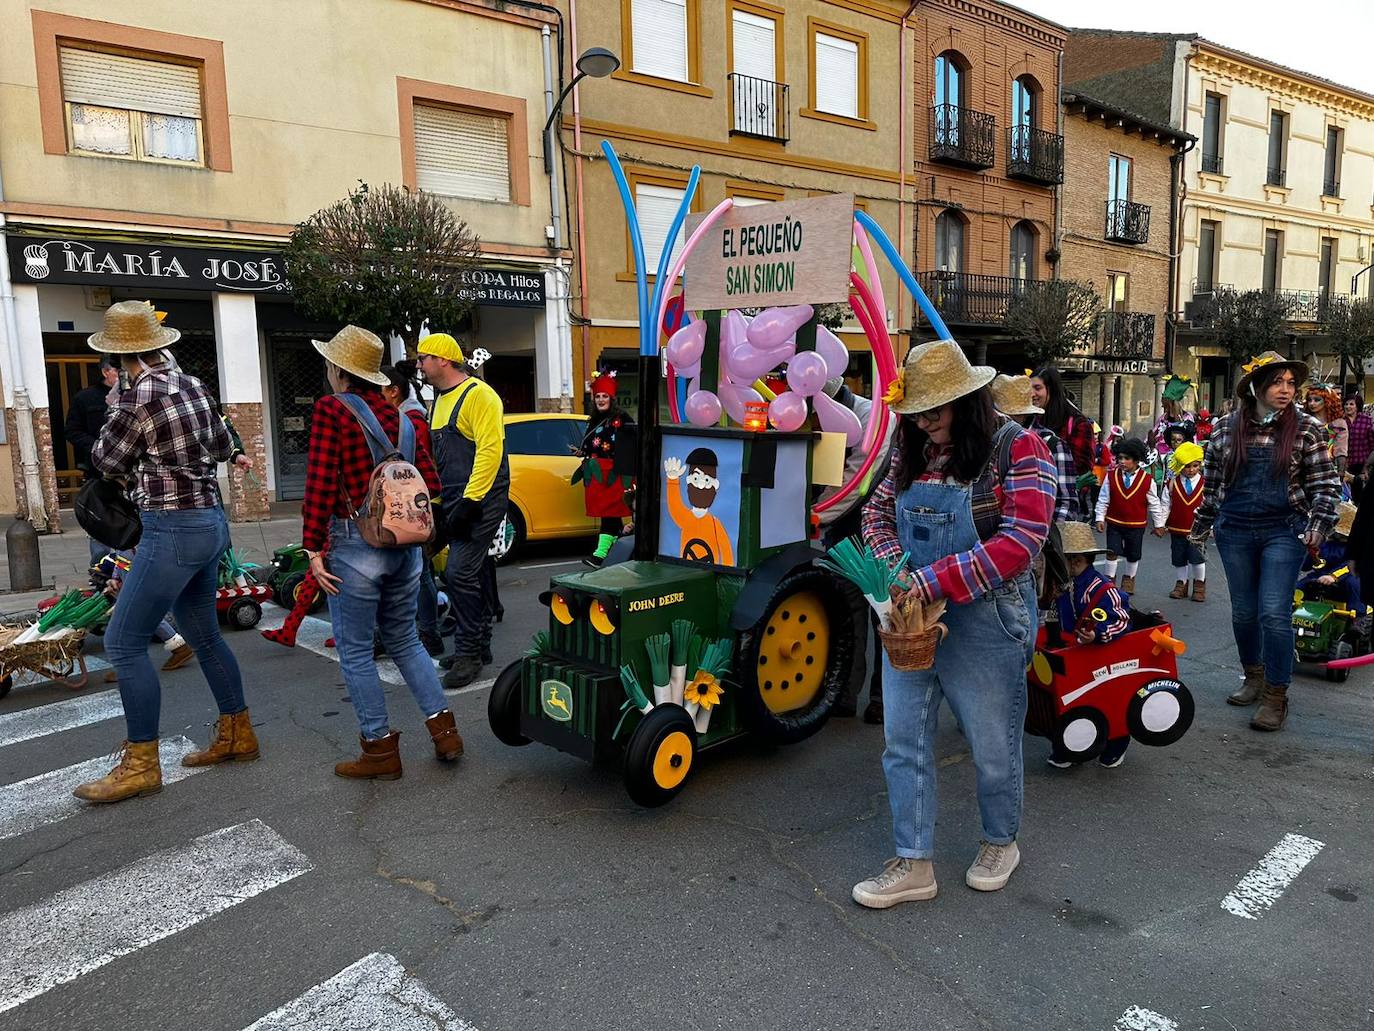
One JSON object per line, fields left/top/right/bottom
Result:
{"left": 493, "top": 414, "right": 598, "bottom": 562}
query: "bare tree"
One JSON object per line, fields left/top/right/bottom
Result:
{"left": 1322, "top": 296, "right": 1374, "bottom": 389}
{"left": 1194, "top": 288, "right": 1292, "bottom": 375}
{"left": 1003, "top": 280, "right": 1103, "bottom": 367}
{"left": 284, "top": 182, "right": 482, "bottom": 353}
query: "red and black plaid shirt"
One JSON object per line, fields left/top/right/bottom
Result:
{"left": 301, "top": 391, "right": 441, "bottom": 552}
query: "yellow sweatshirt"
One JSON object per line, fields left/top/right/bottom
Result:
{"left": 430, "top": 377, "right": 506, "bottom": 501}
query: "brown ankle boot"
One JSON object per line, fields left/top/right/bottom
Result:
{"left": 1228, "top": 664, "right": 1265, "bottom": 706}
{"left": 1251, "top": 683, "right": 1288, "bottom": 731}
{"left": 335, "top": 731, "right": 402, "bottom": 780}
{"left": 1168, "top": 580, "right": 1188, "bottom": 599}
{"left": 182, "top": 710, "right": 260, "bottom": 767}
{"left": 1120, "top": 574, "right": 1137, "bottom": 594}
{"left": 425, "top": 710, "right": 464, "bottom": 762}
{"left": 1192, "top": 580, "right": 1206, "bottom": 602}
{"left": 73, "top": 740, "right": 162, "bottom": 803}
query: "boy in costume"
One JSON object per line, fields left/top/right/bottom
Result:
{"left": 1049, "top": 521, "right": 1132, "bottom": 769}
{"left": 1094, "top": 437, "right": 1162, "bottom": 595}
{"left": 1159, "top": 442, "right": 1207, "bottom": 602}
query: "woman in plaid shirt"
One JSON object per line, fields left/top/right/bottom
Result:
{"left": 73, "top": 302, "right": 254, "bottom": 805}
{"left": 1190, "top": 352, "right": 1340, "bottom": 734}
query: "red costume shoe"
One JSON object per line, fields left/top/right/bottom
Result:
{"left": 262, "top": 573, "right": 321, "bottom": 648}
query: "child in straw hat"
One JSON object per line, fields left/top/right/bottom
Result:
{"left": 1049, "top": 521, "right": 1132, "bottom": 769}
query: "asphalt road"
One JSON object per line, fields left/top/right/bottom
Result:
{"left": 0, "top": 536, "right": 1370, "bottom": 1031}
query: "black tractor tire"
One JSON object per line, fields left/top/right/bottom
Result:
{"left": 734, "top": 568, "right": 856, "bottom": 746}
{"left": 1125, "top": 679, "right": 1195, "bottom": 746}
{"left": 623, "top": 704, "right": 698, "bottom": 808}
{"left": 226, "top": 599, "right": 262, "bottom": 630}
{"left": 487, "top": 660, "right": 531, "bottom": 747}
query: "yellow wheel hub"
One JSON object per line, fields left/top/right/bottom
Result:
{"left": 652, "top": 730, "right": 693, "bottom": 789}
{"left": 757, "top": 590, "right": 829, "bottom": 714}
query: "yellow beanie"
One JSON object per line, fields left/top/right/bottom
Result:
{"left": 417, "top": 332, "right": 464, "bottom": 364}
{"left": 1169, "top": 441, "right": 1204, "bottom": 475}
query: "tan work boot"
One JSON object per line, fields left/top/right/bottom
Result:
{"left": 162, "top": 643, "right": 195, "bottom": 671}
{"left": 335, "top": 731, "right": 402, "bottom": 780}
{"left": 1168, "top": 580, "right": 1188, "bottom": 600}
{"left": 425, "top": 710, "right": 464, "bottom": 762}
{"left": 1192, "top": 580, "right": 1206, "bottom": 602}
{"left": 1250, "top": 683, "right": 1288, "bottom": 732}
{"left": 72, "top": 740, "right": 162, "bottom": 803}
{"left": 1227, "top": 663, "right": 1265, "bottom": 706}
{"left": 966, "top": 840, "right": 1021, "bottom": 891}
{"left": 1120, "top": 574, "right": 1137, "bottom": 594}
{"left": 182, "top": 710, "right": 260, "bottom": 767}
{"left": 852, "top": 857, "right": 937, "bottom": 908}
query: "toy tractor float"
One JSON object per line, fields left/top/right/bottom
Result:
{"left": 488, "top": 149, "right": 911, "bottom": 806}
{"left": 1292, "top": 590, "right": 1370, "bottom": 683}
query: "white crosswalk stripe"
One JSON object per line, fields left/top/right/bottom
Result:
{"left": 242, "top": 952, "right": 474, "bottom": 1030}
{"left": 0, "top": 689, "right": 124, "bottom": 749}
{"left": 0, "top": 818, "right": 311, "bottom": 1014}
{"left": 0, "top": 736, "right": 205, "bottom": 842}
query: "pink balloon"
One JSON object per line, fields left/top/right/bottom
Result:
{"left": 747, "top": 305, "right": 814, "bottom": 350}
{"left": 665, "top": 319, "right": 706, "bottom": 370}
{"left": 814, "top": 389, "right": 863, "bottom": 446}
{"left": 675, "top": 360, "right": 701, "bottom": 379}
{"left": 718, "top": 310, "right": 750, "bottom": 382}
{"left": 769, "top": 391, "right": 809, "bottom": 432}
{"left": 786, "top": 351, "right": 829, "bottom": 397}
{"left": 729, "top": 341, "right": 795, "bottom": 383}
{"left": 815, "top": 325, "right": 849, "bottom": 377}
{"left": 719, "top": 380, "right": 762, "bottom": 425}
{"left": 684, "top": 389, "right": 722, "bottom": 428}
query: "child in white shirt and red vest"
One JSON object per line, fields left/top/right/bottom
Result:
{"left": 1159, "top": 442, "right": 1206, "bottom": 602}
{"left": 1093, "top": 437, "right": 1163, "bottom": 595}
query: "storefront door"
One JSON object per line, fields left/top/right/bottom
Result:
{"left": 268, "top": 338, "right": 324, "bottom": 500}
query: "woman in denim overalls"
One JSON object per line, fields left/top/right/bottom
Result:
{"left": 855, "top": 340, "right": 1057, "bottom": 909}
{"left": 1188, "top": 354, "right": 1341, "bottom": 733}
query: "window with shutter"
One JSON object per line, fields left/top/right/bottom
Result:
{"left": 631, "top": 0, "right": 689, "bottom": 82}
{"left": 636, "top": 183, "right": 688, "bottom": 272}
{"left": 413, "top": 103, "right": 511, "bottom": 203}
{"left": 60, "top": 46, "right": 203, "bottom": 164}
{"left": 814, "top": 32, "right": 859, "bottom": 119}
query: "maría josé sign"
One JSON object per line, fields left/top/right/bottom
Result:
{"left": 682, "top": 193, "right": 854, "bottom": 312}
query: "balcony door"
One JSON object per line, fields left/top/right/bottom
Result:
{"left": 935, "top": 210, "right": 965, "bottom": 273}
{"left": 732, "top": 10, "right": 777, "bottom": 138}
{"left": 1009, "top": 221, "right": 1036, "bottom": 282}
{"left": 934, "top": 52, "right": 964, "bottom": 146}
{"left": 1011, "top": 75, "right": 1036, "bottom": 163}
{"left": 1108, "top": 154, "right": 1131, "bottom": 236}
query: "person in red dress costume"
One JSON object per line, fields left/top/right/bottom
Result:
{"left": 574, "top": 370, "right": 635, "bottom": 566}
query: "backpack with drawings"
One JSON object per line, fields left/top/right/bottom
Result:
{"left": 993, "top": 421, "right": 1070, "bottom": 609}
{"left": 334, "top": 392, "right": 435, "bottom": 549}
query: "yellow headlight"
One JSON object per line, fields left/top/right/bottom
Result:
{"left": 590, "top": 598, "right": 617, "bottom": 636}
{"left": 551, "top": 592, "right": 575, "bottom": 626}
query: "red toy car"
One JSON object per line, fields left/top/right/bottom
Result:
{"left": 1025, "top": 612, "right": 1194, "bottom": 763}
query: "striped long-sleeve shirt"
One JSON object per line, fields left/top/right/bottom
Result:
{"left": 1192, "top": 408, "right": 1340, "bottom": 540}
{"left": 860, "top": 428, "right": 1056, "bottom": 604}
{"left": 1056, "top": 567, "right": 1130, "bottom": 643}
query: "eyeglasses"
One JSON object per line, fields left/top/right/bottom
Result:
{"left": 913, "top": 405, "right": 946, "bottom": 424}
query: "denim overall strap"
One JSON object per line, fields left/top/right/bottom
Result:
{"left": 882, "top": 469, "right": 1034, "bottom": 859}
{"left": 334, "top": 392, "right": 415, "bottom": 464}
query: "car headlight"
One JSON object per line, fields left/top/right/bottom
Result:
{"left": 590, "top": 596, "right": 618, "bottom": 636}
{"left": 547, "top": 588, "right": 585, "bottom": 627}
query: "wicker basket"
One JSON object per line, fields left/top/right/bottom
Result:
{"left": 0, "top": 624, "right": 87, "bottom": 676}
{"left": 877, "top": 623, "right": 947, "bottom": 672}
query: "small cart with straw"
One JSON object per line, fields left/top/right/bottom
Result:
{"left": 0, "top": 590, "right": 112, "bottom": 700}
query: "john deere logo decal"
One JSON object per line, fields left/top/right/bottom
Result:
{"left": 541, "top": 679, "right": 573, "bottom": 722}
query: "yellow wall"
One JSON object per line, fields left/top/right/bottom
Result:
{"left": 0, "top": 0, "right": 554, "bottom": 252}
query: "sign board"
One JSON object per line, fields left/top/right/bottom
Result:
{"left": 1063, "top": 357, "right": 1163, "bottom": 376}
{"left": 6, "top": 235, "right": 548, "bottom": 309}
{"left": 682, "top": 194, "right": 853, "bottom": 312}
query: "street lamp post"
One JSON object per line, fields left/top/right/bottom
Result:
{"left": 543, "top": 47, "right": 620, "bottom": 175}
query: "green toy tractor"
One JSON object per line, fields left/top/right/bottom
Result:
{"left": 1292, "top": 592, "right": 1369, "bottom": 682}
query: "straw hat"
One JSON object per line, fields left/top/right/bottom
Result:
{"left": 1235, "top": 351, "right": 1308, "bottom": 397}
{"left": 87, "top": 300, "right": 180, "bottom": 354}
{"left": 1335, "top": 500, "right": 1357, "bottom": 539}
{"left": 312, "top": 325, "right": 390, "bottom": 387}
{"left": 890, "top": 339, "right": 995, "bottom": 415}
{"left": 1059, "top": 521, "right": 1105, "bottom": 556}
{"left": 990, "top": 373, "right": 1043, "bottom": 417}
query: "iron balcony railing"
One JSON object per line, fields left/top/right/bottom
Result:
{"left": 1006, "top": 125, "right": 1064, "bottom": 185}
{"left": 1186, "top": 285, "right": 1350, "bottom": 328}
{"left": 1105, "top": 199, "right": 1151, "bottom": 244}
{"left": 1323, "top": 177, "right": 1341, "bottom": 197}
{"left": 1266, "top": 166, "right": 1287, "bottom": 187}
{"left": 1201, "top": 153, "right": 1224, "bottom": 175}
{"left": 1099, "top": 312, "right": 1157, "bottom": 359}
{"left": 914, "top": 271, "right": 1029, "bottom": 326}
{"left": 728, "top": 73, "right": 789, "bottom": 142}
{"left": 1280, "top": 288, "right": 1347, "bottom": 323}
{"left": 929, "top": 104, "right": 996, "bottom": 169}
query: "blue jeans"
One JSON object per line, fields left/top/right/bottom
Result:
{"left": 104, "top": 507, "right": 244, "bottom": 742}
{"left": 325, "top": 519, "right": 448, "bottom": 739}
{"left": 416, "top": 565, "right": 438, "bottom": 636}
{"left": 1214, "top": 517, "right": 1307, "bottom": 686}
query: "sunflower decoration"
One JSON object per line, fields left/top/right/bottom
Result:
{"left": 882, "top": 377, "right": 905, "bottom": 407}
{"left": 684, "top": 637, "right": 732, "bottom": 733}
{"left": 683, "top": 671, "right": 724, "bottom": 710}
